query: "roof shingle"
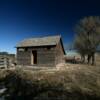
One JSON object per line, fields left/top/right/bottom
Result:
{"left": 16, "top": 35, "right": 61, "bottom": 47}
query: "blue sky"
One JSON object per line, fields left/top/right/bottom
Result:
{"left": 0, "top": 0, "right": 100, "bottom": 53}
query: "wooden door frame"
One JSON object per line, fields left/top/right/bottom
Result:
{"left": 31, "top": 50, "right": 37, "bottom": 65}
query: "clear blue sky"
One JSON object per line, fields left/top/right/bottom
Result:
{"left": 0, "top": 0, "right": 100, "bottom": 53}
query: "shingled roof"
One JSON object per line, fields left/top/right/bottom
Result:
{"left": 16, "top": 35, "right": 61, "bottom": 47}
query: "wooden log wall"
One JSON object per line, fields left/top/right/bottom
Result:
{"left": 55, "top": 40, "right": 65, "bottom": 65}
{"left": 17, "top": 46, "right": 56, "bottom": 67}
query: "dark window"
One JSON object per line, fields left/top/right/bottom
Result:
{"left": 47, "top": 47, "right": 51, "bottom": 50}
{"left": 25, "top": 48, "right": 28, "bottom": 51}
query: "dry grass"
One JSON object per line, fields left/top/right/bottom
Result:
{"left": 0, "top": 54, "right": 100, "bottom": 99}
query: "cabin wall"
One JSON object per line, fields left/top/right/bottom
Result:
{"left": 55, "top": 40, "right": 65, "bottom": 65}
{"left": 17, "top": 46, "right": 56, "bottom": 67}
{"left": 37, "top": 48, "right": 55, "bottom": 67}
{"left": 17, "top": 49, "right": 31, "bottom": 65}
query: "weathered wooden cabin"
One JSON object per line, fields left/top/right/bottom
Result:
{"left": 16, "top": 35, "right": 65, "bottom": 67}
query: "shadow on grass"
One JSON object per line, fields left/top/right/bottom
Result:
{"left": 0, "top": 69, "right": 100, "bottom": 100}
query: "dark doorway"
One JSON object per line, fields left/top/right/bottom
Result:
{"left": 32, "top": 50, "right": 37, "bottom": 64}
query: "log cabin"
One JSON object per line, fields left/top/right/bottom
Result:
{"left": 16, "top": 35, "right": 65, "bottom": 67}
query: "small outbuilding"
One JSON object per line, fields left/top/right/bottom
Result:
{"left": 16, "top": 35, "right": 65, "bottom": 67}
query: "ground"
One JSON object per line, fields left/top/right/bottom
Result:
{"left": 0, "top": 53, "right": 100, "bottom": 100}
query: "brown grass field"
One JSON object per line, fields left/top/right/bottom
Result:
{"left": 0, "top": 53, "right": 100, "bottom": 100}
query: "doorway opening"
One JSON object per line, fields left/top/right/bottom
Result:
{"left": 31, "top": 50, "right": 37, "bottom": 65}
